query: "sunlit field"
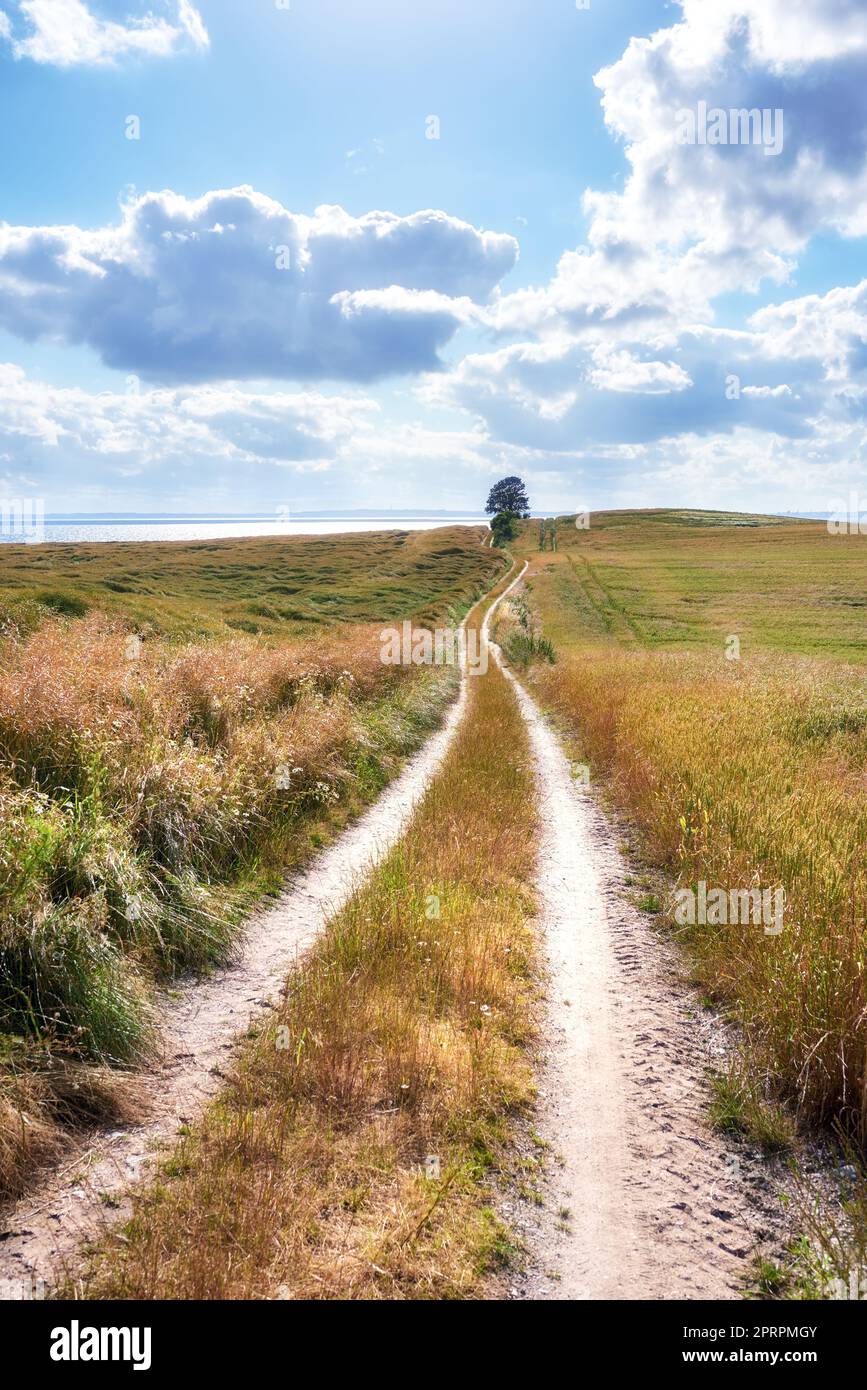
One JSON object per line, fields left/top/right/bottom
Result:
{"left": 74, "top": 566, "right": 538, "bottom": 1301}
{"left": 0, "top": 527, "right": 498, "bottom": 639}
{"left": 0, "top": 528, "right": 503, "bottom": 1200}
{"left": 506, "top": 512, "right": 867, "bottom": 1140}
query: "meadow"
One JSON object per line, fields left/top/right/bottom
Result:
{"left": 0, "top": 527, "right": 504, "bottom": 1201}
{"left": 7, "top": 509, "right": 866, "bottom": 1299}
{"left": 76, "top": 564, "right": 538, "bottom": 1301}
{"left": 505, "top": 512, "right": 867, "bottom": 1151}
{"left": 0, "top": 528, "right": 496, "bottom": 640}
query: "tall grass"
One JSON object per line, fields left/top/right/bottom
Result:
{"left": 494, "top": 596, "right": 556, "bottom": 667}
{"left": 0, "top": 613, "right": 454, "bottom": 1199}
{"left": 532, "top": 645, "right": 867, "bottom": 1135}
{"left": 510, "top": 514, "right": 867, "bottom": 1141}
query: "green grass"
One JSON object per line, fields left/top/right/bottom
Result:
{"left": 708, "top": 1067, "right": 797, "bottom": 1154}
{"left": 502, "top": 631, "right": 556, "bottom": 666}
{"left": 527, "top": 510, "right": 867, "bottom": 663}
{"left": 0, "top": 526, "right": 503, "bottom": 642}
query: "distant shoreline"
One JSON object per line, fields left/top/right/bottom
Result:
{"left": 0, "top": 515, "right": 492, "bottom": 546}
{"left": 38, "top": 512, "right": 489, "bottom": 523}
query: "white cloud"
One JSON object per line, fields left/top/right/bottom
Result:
{"left": 427, "top": 288, "right": 864, "bottom": 455}
{"left": 749, "top": 280, "right": 867, "bottom": 380}
{"left": 0, "top": 188, "right": 518, "bottom": 384}
{"left": 677, "top": 0, "right": 867, "bottom": 69}
{"left": 1, "top": 357, "right": 863, "bottom": 518}
{"left": 0, "top": 363, "right": 545, "bottom": 512}
{"left": 484, "top": 0, "right": 867, "bottom": 355}
{"left": 741, "top": 383, "right": 793, "bottom": 399}
{"left": 5, "top": 0, "right": 867, "bottom": 516}
{"left": 4, "top": 0, "right": 208, "bottom": 68}
{"left": 413, "top": 0, "right": 867, "bottom": 511}
{"left": 0, "top": 364, "right": 377, "bottom": 468}
{"left": 597, "top": 1, "right": 867, "bottom": 260}
{"left": 588, "top": 348, "right": 693, "bottom": 395}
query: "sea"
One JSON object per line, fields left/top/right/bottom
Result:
{"left": 0, "top": 514, "right": 490, "bottom": 545}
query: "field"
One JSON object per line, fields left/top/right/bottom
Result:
{"left": 0, "top": 527, "right": 504, "bottom": 1200}
{"left": 503, "top": 512, "right": 867, "bottom": 1147}
{"left": 78, "top": 508, "right": 867, "bottom": 1302}
{"left": 75, "top": 565, "right": 538, "bottom": 1301}
{"left": 0, "top": 528, "right": 497, "bottom": 639}
{"left": 529, "top": 510, "right": 867, "bottom": 661}
{"left": 5, "top": 510, "right": 867, "bottom": 1300}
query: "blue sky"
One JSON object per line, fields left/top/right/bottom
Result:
{"left": 1, "top": 0, "right": 866, "bottom": 515}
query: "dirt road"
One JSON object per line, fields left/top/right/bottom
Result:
{"left": 486, "top": 603, "right": 786, "bottom": 1299}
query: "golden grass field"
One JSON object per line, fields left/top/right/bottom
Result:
{"left": 0, "top": 528, "right": 504, "bottom": 1202}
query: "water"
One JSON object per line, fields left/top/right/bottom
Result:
{"left": 0, "top": 515, "right": 489, "bottom": 545}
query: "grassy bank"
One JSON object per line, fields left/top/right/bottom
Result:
{"left": 503, "top": 513, "right": 866, "bottom": 1144}
{"left": 73, "top": 568, "right": 539, "bottom": 1300}
{"left": 0, "top": 527, "right": 496, "bottom": 640}
{"left": 0, "top": 529, "right": 504, "bottom": 1202}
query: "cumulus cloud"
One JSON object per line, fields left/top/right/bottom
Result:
{"left": 0, "top": 363, "right": 536, "bottom": 512}
{"left": 482, "top": 0, "right": 867, "bottom": 352}
{"left": 588, "top": 349, "right": 692, "bottom": 395}
{"left": 589, "top": 0, "right": 867, "bottom": 259}
{"left": 0, "top": 188, "right": 517, "bottom": 384}
{"left": 676, "top": 0, "right": 867, "bottom": 69}
{"left": 748, "top": 280, "right": 867, "bottom": 379}
{"left": 419, "top": 270, "right": 867, "bottom": 513}
{"left": 427, "top": 318, "right": 826, "bottom": 453}
{"left": 0, "top": 363, "right": 378, "bottom": 471}
{"left": 2, "top": 0, "right": 208, "bottom": 67}
{"left": 5, "top": 1, "right": 867, "bottom": 515}
{"left": 2, "top": 355, "right": 860, "bottom": 518}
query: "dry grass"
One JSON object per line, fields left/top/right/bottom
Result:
{"left": 0, "top": 526, "right": 501, "bottom": 640}
{"left": 0, "top": 529, "right": 506, "bottom": 1203}
{"left": 532, "top": 644, "right": 867, "bottom": 1134}
{"left": 73, "top": 570, "right": 540, "bottom": 1301}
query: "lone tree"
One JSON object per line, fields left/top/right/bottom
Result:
{"left": 485, "top": 476, "right": 530, "bottom": 518}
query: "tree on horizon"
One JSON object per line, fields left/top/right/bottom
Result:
{"left": 485, "top": 477, "right": 530, "bottom": 518}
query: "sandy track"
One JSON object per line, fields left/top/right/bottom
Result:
{"left": 0, "top": 654, "right": 479, "bottom": 1293}
{"left": 485, "top": 600, "right": 785, "bottom": 1301}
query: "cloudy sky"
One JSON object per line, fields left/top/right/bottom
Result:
{"left": 1, "top": 0, "right": 866, "bottom": 514}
